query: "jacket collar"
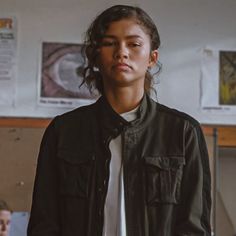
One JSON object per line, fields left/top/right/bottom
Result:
{"left": 95, "top": 93, "right": 152, "bottom": 141}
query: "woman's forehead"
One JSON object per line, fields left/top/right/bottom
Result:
{"left": 104, "top": 19, "right": 150, "bottom": 39}
{"left": 0, "top": 210, "right": 11, "bottom": 219}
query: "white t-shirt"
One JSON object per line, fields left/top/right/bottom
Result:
{"left": 103, "top": 107, "right": 138, "bottom": 236}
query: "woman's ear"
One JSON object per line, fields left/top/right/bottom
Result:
{"left": 148, "top": 50, "right": 159, "bottom": 68}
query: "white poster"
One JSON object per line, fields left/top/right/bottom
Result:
{"left": 38, "top": 42, "right": 99, "bottom": 108}
{"left": 0, "top": 17, "right": 17, "bottom": 106}
{"left": 200, "top": 48, "right": 236, "bottom": 114}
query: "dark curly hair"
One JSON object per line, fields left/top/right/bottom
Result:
{"left": 82, "top": 5, "right": 161, "bottom": 95}
{"left": 0, "top": 200, "right": 12, "bottom": 213}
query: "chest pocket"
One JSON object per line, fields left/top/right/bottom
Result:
{"left": 58, "top": 149, "right": 95, "bottom": 198}
{"left": 144, "top": 156, "right": 185, "bottom": 205}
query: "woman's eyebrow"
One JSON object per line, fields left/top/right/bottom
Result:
{"left": 102, "top": 35, "right": 116, "bottom": 39}
{"left": 102, "top": 34, "right": 143, "bottom": 39}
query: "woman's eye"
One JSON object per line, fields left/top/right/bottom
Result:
{"left": 129, "top": 42, "right": 141, "bottom": 47}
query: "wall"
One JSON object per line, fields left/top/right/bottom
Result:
{"left": 0, "top": 0, "right": 236, "bottom": 124}
{"left": 0, "top": 127, "right": 44, "bottom": 211}
{"left": 218, "top": 148, "right": 236, "bottom": 233}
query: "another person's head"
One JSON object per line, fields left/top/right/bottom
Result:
{"left": 0, "top": 200, "right": 12, "bottom": 236}
{"left": 83, "top": 5, "right": 161, "bottom": 95}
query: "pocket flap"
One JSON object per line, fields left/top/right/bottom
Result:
{"left": 58, "top": 149, "right": 94, "bottom": 198}
{"left": 144, "top": 156, "right": 185, "bottom": 170}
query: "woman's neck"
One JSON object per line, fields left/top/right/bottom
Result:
{"left": 104, "top": 86, "right": 144, "bottom": 114}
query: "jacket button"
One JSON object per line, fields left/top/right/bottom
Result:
{"left": 98, "top": 187, "right": 102, "bottom": 192}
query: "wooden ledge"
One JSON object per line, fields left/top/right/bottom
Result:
{"left": 0, "top": 118, "right": 236, "bottom": 147}
{"left": 202, "top": 125, "right": 236, "bottom": 147}
{"left": 0, "top": 117, "right": 52, "bottom": 128}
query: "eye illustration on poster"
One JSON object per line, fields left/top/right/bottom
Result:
{"left": 39, "top": 42, "right": 99, "bottom": 108}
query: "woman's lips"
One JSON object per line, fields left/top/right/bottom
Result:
{"left": 113, "top": 63, "right": 132, "bottom": 71}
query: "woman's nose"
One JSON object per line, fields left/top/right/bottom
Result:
{"left": 114, "top": 43, "right": 128, "bottom": 59}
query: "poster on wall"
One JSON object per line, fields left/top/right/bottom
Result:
{"left": 200, "top": 48, "right": 236, "bottom": 114}
{"left": 38, "top": 42, "right": 99, "bottom": 108}
{"left": 0, "top": 17, "right": 17, "bottom": 106}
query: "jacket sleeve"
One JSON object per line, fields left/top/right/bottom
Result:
{"left": 27, "top": 118, "right": 60, "bottom": 236}
{"left": 175, "top": 123, "right": 212, "bottom": 236}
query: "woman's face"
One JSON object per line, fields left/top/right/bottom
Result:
{"left": 0, "top": 210, "right": 11, "bottom": 236}
{"left": 97, "top": 18, "right": 158, "bottom": 93}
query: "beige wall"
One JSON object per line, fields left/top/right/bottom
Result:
{"left": 0, "top": 127, "right": 44, "bottom": 211}
{"left": 217, "top": 148, "right": 236, "bottom": 234}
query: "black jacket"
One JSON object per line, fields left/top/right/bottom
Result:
{"left": 28, "top": 94, "right": 211, "bottom": 236}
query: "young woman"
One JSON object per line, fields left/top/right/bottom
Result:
{"left": 0, "top": 200, "right": 12, "bottom": 236}
{"left": 28, "top": 5, "right": 211, "bottom": 236}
